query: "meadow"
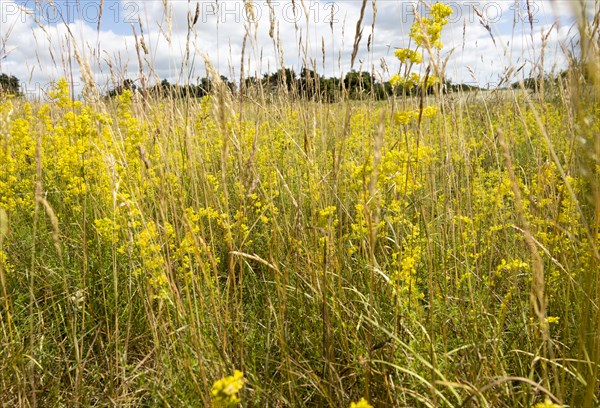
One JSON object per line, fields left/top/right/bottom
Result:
{"left": 0, "top": 1, "right": 599, "bottom": 407}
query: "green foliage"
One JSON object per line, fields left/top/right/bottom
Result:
{"left": 0, "top": 73, "right": 21, "bottom": 95}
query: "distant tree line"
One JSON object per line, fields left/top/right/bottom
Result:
{"left": 0, "top": 73, "right": 21, "bottom": 95}
{"left": 106, "top": 67, "right": 483, "bottom": 102}
{"left": 107, "top": 76, "right": 236, "bottom": 98}
{"left": 0, "top": 69, "right": 485, "bottom": 101}
{"left": 2, "top": 67, "right": 592, "bottom": 102}
{"left": 247, "top": 68, "right": 487, "bottom": 100}
{"left": 0, "top": 70, "right": 484, "bottom": 102}
{"left": 510, "top": 69, "right": 591, "bottom": 92}
{"left": 244, "top": 67, "right": 435, "bottom": 101}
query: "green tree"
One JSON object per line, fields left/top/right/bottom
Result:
{"left": 344, "top": 70, "right": 372, "bottom": 99}
{"left": 0, "top": 73, "right": 21, "bottom": 95}
{"left": 263, "top": 68, "right": 296, "bottom": 92}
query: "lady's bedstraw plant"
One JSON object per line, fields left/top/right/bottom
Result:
{"left": 350, "top": 398, "right": 373, "bottom": 408}
{"left": 532, "top": 399, "right": 562, "bottom": 408}
{"left": 211, "top": 370, "right": 245, "bottom": 407}
{"left": 390, "top": 2, "right": 452, "bottom": 124}
{"left": 409, "top": 3, "right": 453, "bottom": 50}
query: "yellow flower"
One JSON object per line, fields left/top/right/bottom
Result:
{"left": 431, "top": 3, "right": 453, "bottom": 22}
{"left": 212, "top": 370, "right": 245, "bottom": 407}
{"left": 48, "top": 78, "right": 73, "bottom": 108}
{"left": 422, "top": 106, "right": 438, "bottom": 118}
{"left": 422, "top": 74, "right": 441, "bottom": 89}
{"left": 389, "top": 73, "right": 420, "bottom": 89}
{"left": 389, "top": 74, "right": 402, "bottom": 88}
{"left": 350, "top": 398, "right": 373, "bottom": 408}
{"left": 394, "top": 110, "right": 417, "bottom": 125}
{"left": 532, "top": 398, "right": 562, "bottom": 408}
{"left": 394, "top": 48, "right": 423, "bottom": 64}
{"left": 409, "top": 3, "right": 452, "bottom": 49}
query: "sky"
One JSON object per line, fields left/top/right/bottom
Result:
{"left": 0, "top": 0, "right": 591, "bottom": 98}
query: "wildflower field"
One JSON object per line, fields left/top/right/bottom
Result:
{"left": 0, "top": 1, "right": 599, "bottom": 406}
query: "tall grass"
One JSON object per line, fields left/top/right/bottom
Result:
{"left": 0, "top": 0, "right": 598, "bottom": 406}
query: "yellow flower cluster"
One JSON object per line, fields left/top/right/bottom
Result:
{"left": 393, "top": 106, "right": 438, "bottom": 125}
{"left": 394, "top": 110, "right": 417, "bottom": 125}
{"left": 350, "top": 398, "right": 373, "bottom": 408}
{"left": 48, "top": 78, "right": 79, "bottom": 108}
{"left": 532, "top": 399, "right": 562, "bottom": 408}
{"left": 410, "top": 3, "right": 453, "bottom": 49}
{"left": 431, "top": 2, "right": 453, "bottom": 21}
{"left": 318, "top": 205, "right": 338, "bottom": 228}
{"left": 0, "top": 250, "right": 12, "bottom": 274}
{"left": 390, "top": 73, "right": 441, "bottom": 91}
{"left": 389, "top": 1, "right": 451, "bottom": 112}
{"left": 94, "top": 217, "right": 121, "bottom": 245}
{"left": 496, "top": 258, "right": 529, "bottom": 273}
{"left": 389, "top": 73, "right": 420, "bottom": 89}
{"left": 394, "top": 48, "right": 423, "bottom": 64}
{"left": 134, "top": 221, "right": 171, "bottom": 299}
{"left": 211, "top": 370, "right": 245, "bottom": 407}
{"left": 389, "top": 224, "right": 425, "bottom": 305}
{"left": 422, "top": 105, "right": 438, "bottom": 118}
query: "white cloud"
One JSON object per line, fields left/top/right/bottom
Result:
{"left": 0, "top": 0, "right": 592, "bottom": 98}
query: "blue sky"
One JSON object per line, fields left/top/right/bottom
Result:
{"left": 0, "top": 0, "right": 589, "bottom": 98}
